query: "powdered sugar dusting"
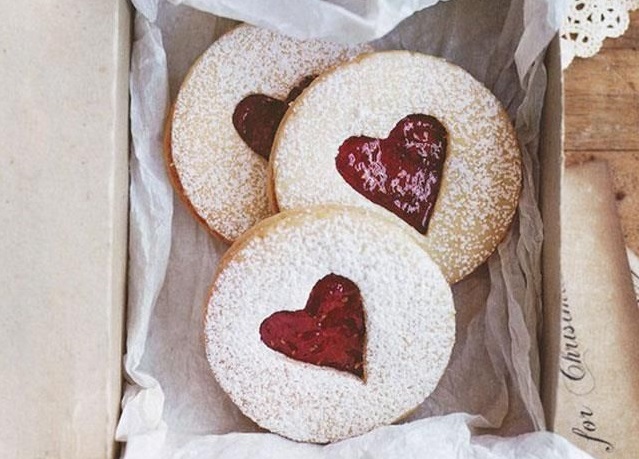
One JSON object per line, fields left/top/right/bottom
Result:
{"left": 171, "top": 25, "right": 369, "bottom": 241}
{"left": 205, "top": 207, "right": 455, "bottom": 443}
{"left": 271, "top": 52, "right": 522, "bottom": 283}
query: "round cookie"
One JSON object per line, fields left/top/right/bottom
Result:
{"left": 168, "top": 24, "right": 369, "bottom": 243}
{"left": 205, "top": 206, "right": 456, "bottom": 443}
{"left": 269, "top": 51, "right": 522, "bottom": 283}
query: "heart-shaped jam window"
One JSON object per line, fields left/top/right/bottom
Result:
{"left": 232, "top": 75, "right": 316, "bottom": 159}
{"left": 335, "top": 114, "right": 447, "bottom": 234}
{"left": 259, "top": 273, "right": 366, "bottom": 379}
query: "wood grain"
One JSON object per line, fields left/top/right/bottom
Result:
{"left": 565, "top": 52, "right": 639, "bottom": 151}
{"left": 565, "top": 10, "right": 639, "bottom": 255}
{"left": 565, "top": 50, "right": 639, "bottom": 96}
{"left": 565, "top": 93, "right": 639, "bottom": 151}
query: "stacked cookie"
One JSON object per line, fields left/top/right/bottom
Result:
{"left": 166, "top": 25, "right": 521, "bottom": 443}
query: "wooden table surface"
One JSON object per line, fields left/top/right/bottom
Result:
{"left": 565, "top": 10, "right": 639, "bottom": 255}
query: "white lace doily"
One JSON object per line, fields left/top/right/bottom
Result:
{"left": 562, "top": 0, "right": 639, "bottom": 68}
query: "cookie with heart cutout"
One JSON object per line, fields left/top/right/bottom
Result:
{"left": 166, "top": 24, "right": 370, "bottom": 243}
{"left": 204, "top": 206, "right": 455, "bottom": 443}
{"left": 269, "top": 51, "right": 522, "bottom": 283}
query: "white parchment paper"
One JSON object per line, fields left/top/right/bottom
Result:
{"left": 117, "top": 0, "right": 593, "bottom": 457}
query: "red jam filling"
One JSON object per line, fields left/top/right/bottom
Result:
{"left": 232, "top": 75, "right": 316, "bottom": 160}
{"left": 335, "top": 114, "right": 448, "bottom": 234}
{"left": 259, "top": 273, "right": 366, "bottom": 379}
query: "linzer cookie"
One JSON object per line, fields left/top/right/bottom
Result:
{"left": 167, "top": 24, "right": 369, "bottom": 242}
{"left": 269, "top": 51, "right": 522, "bottom": 283}
{"left": 204, "top": 206, "right": 455, "bottom": 443}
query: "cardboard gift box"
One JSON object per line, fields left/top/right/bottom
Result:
{"left": 6, "top": 0, "right": 636, "bottom": 458}
{"left": 0, "top": 1, "right": 130, "bottom": 458}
